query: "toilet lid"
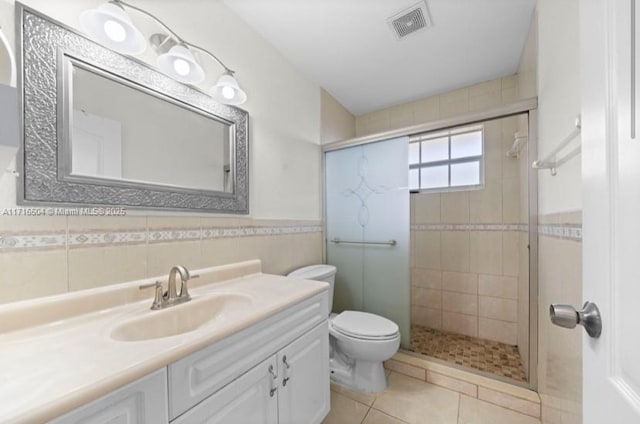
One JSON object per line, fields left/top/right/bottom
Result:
{"left": 332, "top": 311, "right": 399, "bottom": 340}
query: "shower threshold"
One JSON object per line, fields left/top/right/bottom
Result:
{"left": 409, "top": 325, "right": 527, "bottom": 383}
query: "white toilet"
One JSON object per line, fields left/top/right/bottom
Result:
{"left": 288, "top": 264, "right": 401, "bottom": 393}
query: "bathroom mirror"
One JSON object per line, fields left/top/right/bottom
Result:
{"left": 19, "top": 6, "right": 249, "bottom": 213}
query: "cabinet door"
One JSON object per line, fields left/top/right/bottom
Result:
{"left": 50, "top": 369, "right": 168, "bottom": 424}
{"left": 173, "top": 356, "right": 278, "bottom": 424}
{"left": 277, "top": 322, "right": 330, "bottom": 424}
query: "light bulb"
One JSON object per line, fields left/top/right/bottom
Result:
{"left": 222, "top": 86, "right": 235, "bottom": 100}
{"left": 173, "top": 58, "right": 191, "bottom": 76}
{"left": 103, "top": 19, "right": 126, "bottom": 42}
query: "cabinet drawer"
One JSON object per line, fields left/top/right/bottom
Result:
{"left": 50, "top": 369, "right": 168, "bottom": 424}
{"left": 168, "top": 292, "right": 327, "bottom": 419}
{"left": 172, "top": 356, "right": 278, "bottom": 424}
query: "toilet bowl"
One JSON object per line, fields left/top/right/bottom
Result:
{"left": 288, "top": 265, "right": 401, "bottom": 393}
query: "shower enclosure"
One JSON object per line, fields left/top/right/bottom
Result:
{"left": 325, "top": 137, "right": 411, "bottom": 348}
{"left": 324, "top": 108, "right": 537, "bottom": 387}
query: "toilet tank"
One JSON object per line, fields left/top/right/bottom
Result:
{"left": 287, "top": 264, "right": 336, "bottom": 315}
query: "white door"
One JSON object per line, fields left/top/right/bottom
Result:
{"left": 172, "top": 356, "right": 278, "bottom": 424}
{"left": 277, "top": 322, "right": 330, "bottom": 424}
{"left": 581, "top": 0, "right": 640, "bottom": 422}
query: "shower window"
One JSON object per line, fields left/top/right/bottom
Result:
{"left": 409, "top": 126, "right": 484, "bottom": 192}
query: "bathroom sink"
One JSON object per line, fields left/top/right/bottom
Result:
{"left": 110, "top": 293, "right": 253, "bottom": 342}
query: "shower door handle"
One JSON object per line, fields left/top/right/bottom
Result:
{"left": 549, "top": 301, "right": 602, "bottom": 338}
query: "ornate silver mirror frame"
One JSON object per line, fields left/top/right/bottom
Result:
{"left": 17, "top": 4, "right": 249, "bottom": 213}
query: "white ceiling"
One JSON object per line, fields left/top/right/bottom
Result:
{"left": 223, "top": 0, "right": 535, "bottom": 115}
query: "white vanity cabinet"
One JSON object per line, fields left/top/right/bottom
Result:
{"left": 168, "top": 293, "right": 330, "bottom": 424}
{"left": 50, "top": 369, "right": 169, "bottom": 424}
{"left": 173, "top": 322, "right": 329, "bottom": 424}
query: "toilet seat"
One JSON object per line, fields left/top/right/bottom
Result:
{"left": 331, "top": 311, "right": 399, "bottom": 341}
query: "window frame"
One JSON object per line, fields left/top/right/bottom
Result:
{"left": 409, "top": 126, "right": 485, "bottom": 193}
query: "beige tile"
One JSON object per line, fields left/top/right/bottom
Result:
{"left": 384, "top": 359, "right": 426, "bottom": 380}
{"left": 426, "top": 371, "right": 477, "bottom": 398}
{"left": 363, "top": 409, "right": 408, "bottom": 424}
{"left": 412, "top": 97, "right": 439, "bottom": 124}
{"left": 442, "top": 291, "right": 477, "bottom": 316}
{"left": 0, "top": 250, "right": 68, "bottom": 304}
{"left": 368, "top": 109, "right": 392, "bottom": 134}
{"left": 68, "top": 245, "right": 147, "bottom": 291}
{"left": 390, "top": 104, "right": 414, "bottom": 130}
{"left": 411, "top": 268, "right": 442, "bottom": 289}
{"left": 502, "top": 179, "right": 520, "bottom": 224}
{"left": 0, "top": 216, "right": 66, "bottom": 233}
{"left": 414, "top": 231, "right": 441, "bottom": 270}
{"left": 372, "top": 372, "right": 459, "bottom": 424}
{"left": 478, "top": 318, "right": 517, "bottom": 345}
{"left": 147, "top": 216, "right": 201, "bottom": 230}
{"left": 469, "top": 80, "right": 502, "bottom": 97}
{"left": 478, "top": 387, "right": 540, "bottom": 418}
{"left": 478, "top": 274, "right": 517, "bottom": 299}
{"left": 501, "top": 75, "right": 518, "bottom": 90}
{"left": 147, "top": 241, "right": 201, "bottom": 278}
{"left": 441, "top": 231, "right": 469, "bottom": 272}
{"left": 411, "top": 306, "right": 442, "bottom": 329}
{"left": 413, "top": 288, "right": 441, "bottom": 309}
{"left": 440, "top": 191, "right": 469, "bottom": 223}
{"left": 502, "top": 232, "right": 519, "bottom": 277}
{"left": 442, "top": 311, "right": 477, "bottom": 337}
{"left": 479, "top": 296, "right": 517, "bottom": 322}
{"left": 458, "top": 395, "right": 540, "bottom": 424}
{"left": 322, "top": 391, "right": 370, "bottom": 424}
{"left": 469, "top": 182, "right": 502, "bottom": 223}
{"left": 201, "top": 237, "right": 242, "bottom": 268}
{"left": 469, "top": 232, "right": 502, "bottom": 275}
{"left": 484, "top": 149, "right": 503, "bottom": 181}
{"left": 469, "top": 92, "right": 501, "bottom": 112}
{"left": 442, "top": 272, "right": 478, "bottom": 294}
{"left": 284, "top": 232, "right": 323, "bottom": 272}
{"left": 413, "top": 193, "right": 441, "bottom": 224}
{"left": 67, "top": 216, "right": 146, "bottom": 232}
{"left": 330, "top": 382, "right": 376, "bottom": 407}
{"left": 439, "top": 88, "right": 469, "bottom": 118}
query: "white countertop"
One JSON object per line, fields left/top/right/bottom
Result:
{"left": 0, "top": 260, "right": 328, "bottom": 424}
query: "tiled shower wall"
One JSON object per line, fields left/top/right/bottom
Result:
{"left": 410, "top": 114, "right": 530, "bottom": 349}
{"left": 0, "top": 216, "right": 323, "bottom": 305}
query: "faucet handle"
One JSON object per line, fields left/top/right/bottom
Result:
{"left": 139, "top": 281, "right": 165, "bottom": 310}
{"left": 179, "top": 274, "right": 199, "bottom": 300}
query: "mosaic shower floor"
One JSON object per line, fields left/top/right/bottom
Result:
{"left": 409, "top": 325, "right": 528, "bottom": 382}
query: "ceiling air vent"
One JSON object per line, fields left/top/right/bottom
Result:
{"left": 387, "top": 1, "right": 432, "bottom": 40}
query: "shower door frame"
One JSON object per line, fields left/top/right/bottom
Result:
{"left": 322, "top": 97, "right": 539, "bottom": 390}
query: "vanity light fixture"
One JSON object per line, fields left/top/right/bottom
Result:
{"left": 79, "top": 2, "right": 147, "bottom": 55}
{"left": 80, "top": 0, "right": 247, "bottom": 105}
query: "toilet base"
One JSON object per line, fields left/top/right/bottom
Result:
{"left": 330, "top": 355, "right": 389, "bottom": 393}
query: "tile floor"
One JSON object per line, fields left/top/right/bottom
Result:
{"left": 322, "top": 372, "right": 541, "bottom": 424}
{"left": 409, "top": 325, "right": 527, "bottom": 382}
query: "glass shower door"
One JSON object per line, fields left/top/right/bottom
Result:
{"left": 325, "top": 137, "right": 410, "bottom": 348}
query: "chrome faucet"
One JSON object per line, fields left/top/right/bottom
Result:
{"left": 139, "top": 265, "right": 199, "bottom": 310}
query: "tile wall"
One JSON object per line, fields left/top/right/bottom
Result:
{"left": 410, "top": 115, "right": 529, "bottom": 348}
{"left": 0, "top": 216, "right": 323, "bottom": 305}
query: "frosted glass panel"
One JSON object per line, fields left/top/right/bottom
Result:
{"left": 421, "top": 137, "right": 448, "bottom": 163}
{"left": 451, "top": 161, "right": 480, "bottom": 186}
{"left": 325, "top": 137, "right": 410, "bottom": 348}
{"left": 451, "top": 131, "right": 482, "bottom": 159}
{"left": 421, "top": 165, "right": 448, "bottom": 189}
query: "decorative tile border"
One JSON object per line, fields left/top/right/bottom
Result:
{"left": 0, "top": 225, "right": 323, "bottom": 253}
{"left": 538, "top": 224, "right": 582, "bottom": 242}
{"left": 411, "top": 223, "right": 528, "bottom": 232}
{"left": 411, "top": 222, "right": 583, "bottom": 242}
{"left": 0, "top": 233, "right": 67, "bottom": 251}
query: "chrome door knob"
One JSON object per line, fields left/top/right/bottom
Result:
{"left": 549, "top": 301, "right": 602, "bottom": 338}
